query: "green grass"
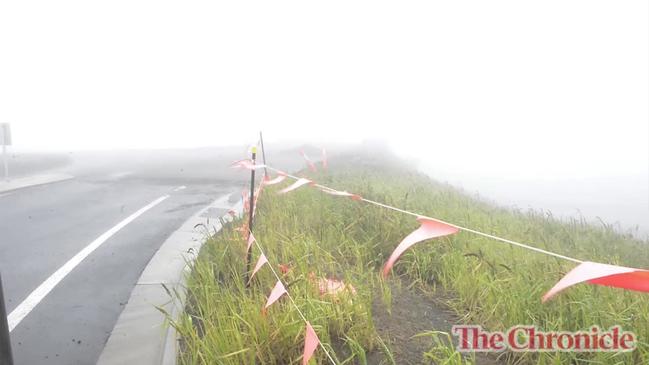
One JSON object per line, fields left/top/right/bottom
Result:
{"left": 173, "top": 151, "right": 649, "bottom": 364}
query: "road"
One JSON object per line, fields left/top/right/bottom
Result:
{"left": 0, "top": 162, "right": 243, "bottom": 364}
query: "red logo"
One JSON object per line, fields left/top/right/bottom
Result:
{"left": 451, "top": 325, "right": 636, "bottom": 352}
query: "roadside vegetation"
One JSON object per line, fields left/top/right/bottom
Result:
{"left": 172, "top": 150, "right": 649, "bottom": 364}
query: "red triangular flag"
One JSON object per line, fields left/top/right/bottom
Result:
{"left": 264, "top": 280, "right": 287, "bottom": 309}
{"left": 252, "top": 183, "right": 264, "bottom": 218}
{"left": 234, "top": 223, "right": 248, "bottom": 239}
{"left": 303, "top": 322, "right": 319, "bottom": 365}
{"left": 230, "top": 159, "right": 250, "bottom": 168}
{"left": 317, "top": 277, "right": 357, "bottom": 297}
{"left": 542, "top": 261, "right": 649, "bottom": 302}
{"left": 246, "top": 232, "right": 256, "bottom": 254}
{"left": 242, "top": 190, "right": 250, "bottom": 213}
{"left": 382, "top": 217, "right": 459, "bottom": 277}
{"left": 319, "top": 187, "right": 361, "bottom": 201}
{"left": 300, "top": 150, "right": 317, "bottom": 172}
{"left": 248, "top": 253, "right": 268, "bottom": 284}
{"left": 263, "top": 174, "right": 287, "bottom": 186}
{"left": 321, "top": 148, "right": 328, "bottom": 170}
{"left": 231, "top": 159, "right": 267, "bottom": 170}
{"left": 279, "top": 178, "right": 312, "bottom": 194}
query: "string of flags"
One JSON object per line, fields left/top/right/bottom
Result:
{"left": 231, "top": 146, "right": 649, "bottom": 363}
{"left": 233, "top": 153, "right": 649, "bottom": 303}
{"left": 237, "top": 165, "right": 337, "bottom": 363}
{"left": 245, "top": 228, "right": 338, "bottom": 365}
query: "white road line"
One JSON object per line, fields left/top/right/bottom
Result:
{"left": 7, "top": 195, "right": 170, "bottom": 332}
{"left": 173, "top": 185, "right": 186, "bottom": 192}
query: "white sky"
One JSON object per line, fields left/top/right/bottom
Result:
{"left": 1, "top": 1, "right": 647, "bottom": 180}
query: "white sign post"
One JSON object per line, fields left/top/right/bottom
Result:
{"left": 0, "top": 123, "right": 11, "bottom": 181}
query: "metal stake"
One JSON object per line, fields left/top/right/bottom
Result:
{"left": 0, "top": 273, "right": 14, "bottom": 365}
{"left": 259, "top": 131, "right": 268, "bottom": 177}
{"left": 245, "top": 147, "right": 257, "bottom": 286}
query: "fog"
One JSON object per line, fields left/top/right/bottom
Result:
{"left": 1, "top": 1, "right": 647, "bottom": 235}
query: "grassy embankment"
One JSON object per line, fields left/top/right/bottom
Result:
{"left": 171, "top": 151, "right": 649, "bottom": 364}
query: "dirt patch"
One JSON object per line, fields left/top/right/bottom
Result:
{"left": 369, "top": 281, "right": 502, "bottom": 365}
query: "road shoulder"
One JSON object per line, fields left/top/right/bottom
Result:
{"left": 0, "top": 173, "right": 74, "bottom": 194}
{"left": 97, "top": 193, "right": 243, "bottom": 365}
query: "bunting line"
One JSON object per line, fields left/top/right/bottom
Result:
{"left": 249, "top": 230, "right": 337, "bottom": 365}
{"left": 234, "top": 154, "right": 649, "bottom": 319}
{"left": 266, "top": 166, "right": 583, "bottom": 264}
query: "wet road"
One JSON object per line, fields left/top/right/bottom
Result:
{"left": 0, "top": 172, "right": 239, "bottom": 365}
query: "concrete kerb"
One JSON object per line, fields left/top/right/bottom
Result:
{"left": 97, "top": 193, "right": 244, "bottom": 365}
{"left": 0, "top": 173, "right": 74, "bottom": 194}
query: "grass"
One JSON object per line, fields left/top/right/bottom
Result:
{"left": 172, "top": 150, "right": 649, "bottom": 364}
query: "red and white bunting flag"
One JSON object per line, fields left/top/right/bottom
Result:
{"left": 248, "top": 253, "right": 268, "bottom": 284}
{"left": 319, "top": 187, "right": 361, "bottom": 201}
{"left": 231, "top": 159, "right": 266, "bottom": 171}
{"left": 235, "top": 219, "right": 248, "bottom": 238}
{"left": 302, "top": 322, "right": 319, "bottom": 365}
{"left": 246, "top": 232, "right": 256, "bottom": 254}
{"left": 321, "top": 148, "right": 328, "bottom": 170}
{"left": 230, "top": 159, "right": 250, "bottom": 168}
{"left": 542, "top": 261, "right": 649, "bottom": 302}
{"left": 263, "top": 174, "right": 287, "bottom": 186}
{"left": 252, "top": 182, "right": 264, "bottom": 217}
{"left": 300, "top": 150, "right": 317, "bottom": 172}
{"left": 383, "top": 217, "right": 459, "bottom": 277}
{"left": 264, "top": 280, "right": 287, "bottom": 309}
{"left": 242, "top": 190, "right": 250, "bottom": 213}
{"left": 317, "top": 277, "right": 357, "bottom": 297}
{"left": 255, "top": 186, "right": 263, "bottom": 204}
{"left": 279, "top": 178, "right": 313, "bottom": 194}
{"left": 249, "top": 163, "right": 267, "bottom": 170}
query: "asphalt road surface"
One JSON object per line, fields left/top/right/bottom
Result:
{"left": 0, "top": 146, "right": 311, "bottom": 365}
{"left": 0, "top": 150, "right": 254, "bottom": 365}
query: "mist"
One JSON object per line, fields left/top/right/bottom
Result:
{"left": 1, "top": 1, "right": 647, "bottom": 235}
